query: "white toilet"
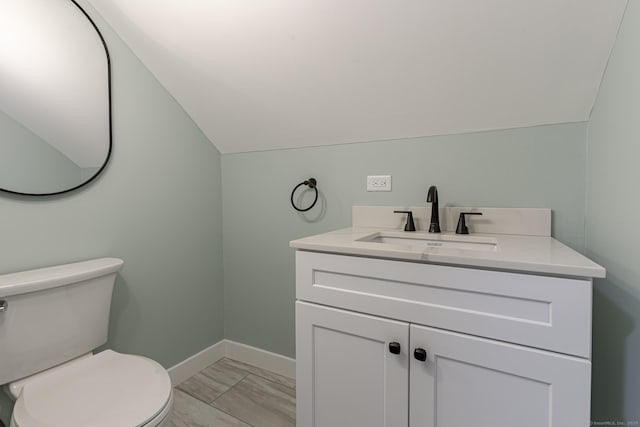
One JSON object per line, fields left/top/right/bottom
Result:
{"left": 0, "top": 258, "right": 173, "bottom": 427}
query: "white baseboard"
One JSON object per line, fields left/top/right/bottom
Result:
{"left": 167, "top": 340, "right": 225, "bottom": 386}
{"left": 224, "top": 340, "right": 296, "bottom": 380}
{"left": 167, "top": 339, "right": 296, "bottom": 386}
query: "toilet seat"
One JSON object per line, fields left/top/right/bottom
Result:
{"left": 11, "top": 350, "right": 172, "bottom": 427}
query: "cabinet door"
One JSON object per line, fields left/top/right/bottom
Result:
{"left": 409, "top": 324, "right": 591, "bottom": 427}
{"left": 296, "top": 301, "right": 409, "bottom": 427}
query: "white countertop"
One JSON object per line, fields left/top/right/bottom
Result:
{"left": 290, "top": 227, "right": 606, "bottom": 279}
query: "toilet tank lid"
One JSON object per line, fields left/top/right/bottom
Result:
{"left": 12, "top": 350, "right": 172, "bottom": 427}
{"left": 0, "top": 258, "right": 123, "bottom": 298}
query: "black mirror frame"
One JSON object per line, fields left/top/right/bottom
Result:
{"left": 0, "top": 0, "right": 112, "bottom": 197}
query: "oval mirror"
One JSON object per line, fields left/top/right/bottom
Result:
{"left": 0, "top": 0, "right": 111, "bottom": 196}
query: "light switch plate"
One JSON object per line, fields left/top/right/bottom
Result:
{"left": 367, "top": 175, "right": 392, "bottom": 192}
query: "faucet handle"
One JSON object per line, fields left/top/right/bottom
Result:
{"left": 394, "top": 210, "right": 416, "bottom": 232}
{"left": 456, "top": 212, "right": 483, "bottom": 234}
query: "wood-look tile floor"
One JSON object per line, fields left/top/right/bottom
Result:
{"left": 170, "top": 358, "right": 296, "bottom": 427}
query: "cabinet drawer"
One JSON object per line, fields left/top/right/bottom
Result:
{"left": 296, "top": 251, "right": 592, "bottom": 357}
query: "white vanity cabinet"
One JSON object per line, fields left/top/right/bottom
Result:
{"left": 296, "top": 302, "right": 409, "bottom": 427}
{"left": 295, "top": 250, "right": 593, "bottom": 427}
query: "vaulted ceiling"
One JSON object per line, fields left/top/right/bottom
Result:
{"left": 88, "top": 0, "right": 627, "bottom": 154}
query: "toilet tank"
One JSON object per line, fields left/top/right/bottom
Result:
{"left": 0, "top": 258, "right": 124, "bottom": 385}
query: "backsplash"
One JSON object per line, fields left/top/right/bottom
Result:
{"left": 352, "top": 206, "right": 551, "bottom": 236}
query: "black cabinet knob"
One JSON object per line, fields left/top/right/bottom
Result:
{"left": 389, "top": 342, "right": 401, "bottom": 355}
{"left": 414, "top": 348, "right": 427, "bottom": 362}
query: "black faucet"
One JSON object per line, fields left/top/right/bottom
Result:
{"left": 426, "top": 185, "right": 441, "bottom": 233}
{"left": 394, "top": 210, "right": 416, "bottom": 232}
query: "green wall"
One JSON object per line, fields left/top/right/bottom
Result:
{"left": 0, "top": 0, "right": 224, "bottom": 368}
{"left": 222, "top": 123, "right": 587, "bottom": 358}
{"left": 587, "top": 1, "right": 640, "bottom": 423}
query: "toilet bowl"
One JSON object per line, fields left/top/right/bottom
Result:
{"left": 0, "top": 258, "right": 173, "bottom": 427}
{"left": 8, "top": 351, "right": 173, "bottom": 427}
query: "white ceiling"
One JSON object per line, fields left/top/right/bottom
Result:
{"left": 88, "top": 0, "right": 627, "bottom": 154}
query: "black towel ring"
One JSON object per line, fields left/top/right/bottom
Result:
{"left": 291, "top": 178, "right": 318, "bottom": 212}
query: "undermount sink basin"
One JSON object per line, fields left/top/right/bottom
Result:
{"left": 357, "top": 232, "right": 498, "bottom": 252}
